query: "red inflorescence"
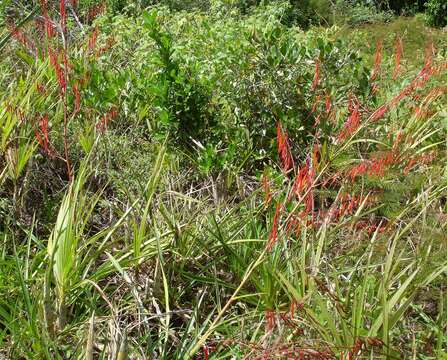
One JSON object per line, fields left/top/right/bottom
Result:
{"left": 337, "top": 99, "right": 361, "bottom": 142}
{"left": 88, "top": 27, "right": 99, "bottom": 53}
{"left": 262, "top": 172, "right": 271, "bottom": 207}
{"left": 35, "top": 114, "right": 51, "bottom": 155}
{"left": 393, "top": 37, "right": 403, "bottom": 80}
{"left": 96, "top": 106, "right": 118, "bottom": 132}
{"left": 371, "top": 41, "right": 382, "bottom": 82}
{"left": 277, "top": 122, "right": 294, "bottom": 173}
{"left": 202, "top": 345, "right": 209, "bottom": 360}
{"left": 265, "top": 309, "right": 276, "bottom": 332}
{"left": 73, "top": 82, "right": 81, "bottom": 115}
{"left": 60, "top": 0, "right": 66, "bottom": 32}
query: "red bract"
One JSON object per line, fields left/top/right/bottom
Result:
{"left": 88, "top": 27, "right": 99, "bottom": 52}
{"left": 97, "top": 36, "right": 116, "bottom": 57}
{"left": 393, "top": 37, "right": 403, "bottom": 80}
{"left": 277, "top": 122, "right": 293, "bottom": 172}
{"left": 329, "top": 194, "right": 375, "bottom": 222}
{"left": 10, "top": 25, "right": 36, "bottom": 55}
{"left": 348, "top": 150, "right": 398, "bottom": 181}
{"left": 203, "top": 345, "right": 209, "bottom": 360}
{"left": 304, "top": 185, "right": 314, "bottom": 214}
{"left": 347, "top": 162, "right": 368, "bottom": 181}
{"left": 392, "top": 131, "right": 403, "bottom": 153}
{"left": 292, "top": 159, "right": 315, "bottom": 222}
{"left": 40, "top": 0, "right": 54, "bottom": 39}
{"left": 265, "top": 310, "right": 276, "bottom": 331}
{"left": 45, "top": 16, "right": 55, "bottom": 39}
{"left": 371, "top": 41, "right": 382, "bottom": 82}
{"left": 404, "top": 152, "right": 436, "bottom": 174}
{"left": 60, "top": 0, "right": 66, "bottom": 32}
{"left": 337, "top": 99, "right": 360, "bottom": 142}
{"left": 87, "top": 3, "right": 106, "bottom": 22}
{"left": 351, "top": 338, "right": 364, "bottom": 358}
{"left": 96, "top": 106, "right": 118, "bottom": 132}
{"left": 35, "top": 114, "right": 51, "bottom": 155}
{"left": 369, "top": 59, "right": 438, "bottom": 123}
{"left": 48, "top": 47, "right": 66, "bottom": 93}
{"left": 290, "top": 299, "right": 304, "bottom": 319}
{"left": 37, "top": 83, "right": 46, "bottom": 95}
{"left": 370, "top": 104, "right": 388, "bottom": 122}
{"left": 293, "top": 163, "right": 310, "bottom": 196}
{"left": 262, "top": 172, "right": 271, "bottom": 207}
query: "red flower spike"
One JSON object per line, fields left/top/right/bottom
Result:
{"left": 44, "top": 16, "right": 55, "bottom": 39}
{"left": 370, "top": 104, "right": 388, "bottom": 122}
{"left": 276, "top": 122, "right": 293, "bottom": 172}
{"left": 48, "top": 47, "right": 66, "bottom": 94}
{"left": 338, "top": 99, "right": 361, "bottom": 142}
{"left": 265, "top": 310, "right": 275, "bottom": 331}
{"left": 393, "top": 37, "right": 403, "bottom": 80}
{"left": 203, "top": 345, "right": 209, "bottom": 360}
{"left": 35, "top": 114, "right": 51, "bottom": 155}
{"left": 88, "top": 27, "right": 99, "bottom": 52}
{"left": 60, "top": 0, "right": 66, "bottom": 32}
{"left": 262, "top": 172, "right": 271, "bottom": 207}
{"left": 96, "top": 106, "right": 118, "bottom": 132}
{"left": 87, "top": 3, "right": 106, "bottom": 22}
{"left": 10, "top": 25, "right": 37, "bottom": 55}
{"left": 37, "top": 83, "right": 46, "bottom": 95}
{"left": 371, "top": 41, "right": 382, "bottom": 82}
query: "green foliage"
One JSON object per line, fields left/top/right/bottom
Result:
{"left": 425, "top": 0, "right": 447, "bottom": 27}
{"left": 1, "top": 2, "right": 447, "bottom": 359}
{"left": 334, "top": 0, "right": 394, "bottom": 25}
{"left": 142, "top": 10, "right": 213, "bottom": 146}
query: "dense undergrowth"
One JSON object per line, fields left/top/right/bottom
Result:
{"left": 0, "top": 1, "right": 447, "bottom": 359}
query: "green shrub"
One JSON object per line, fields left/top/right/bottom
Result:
{"left": 425, "top": 0, "right": 447, "bottom": 27}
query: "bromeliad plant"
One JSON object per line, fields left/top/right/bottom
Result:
{"left": 1, "top": 3, "right": 447, "bottom": 359}
{"left": 183, "top": 38, "right": 447, "bottom": 358}
{"left": 46, "top": 160, "right": 94, "bottom": 329}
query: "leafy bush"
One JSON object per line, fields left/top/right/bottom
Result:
{"left": 1, "top": 2, "right": 447, "bottom": 358}
{"left": 425, "top": 0, "right": 447, "bottom": 27}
